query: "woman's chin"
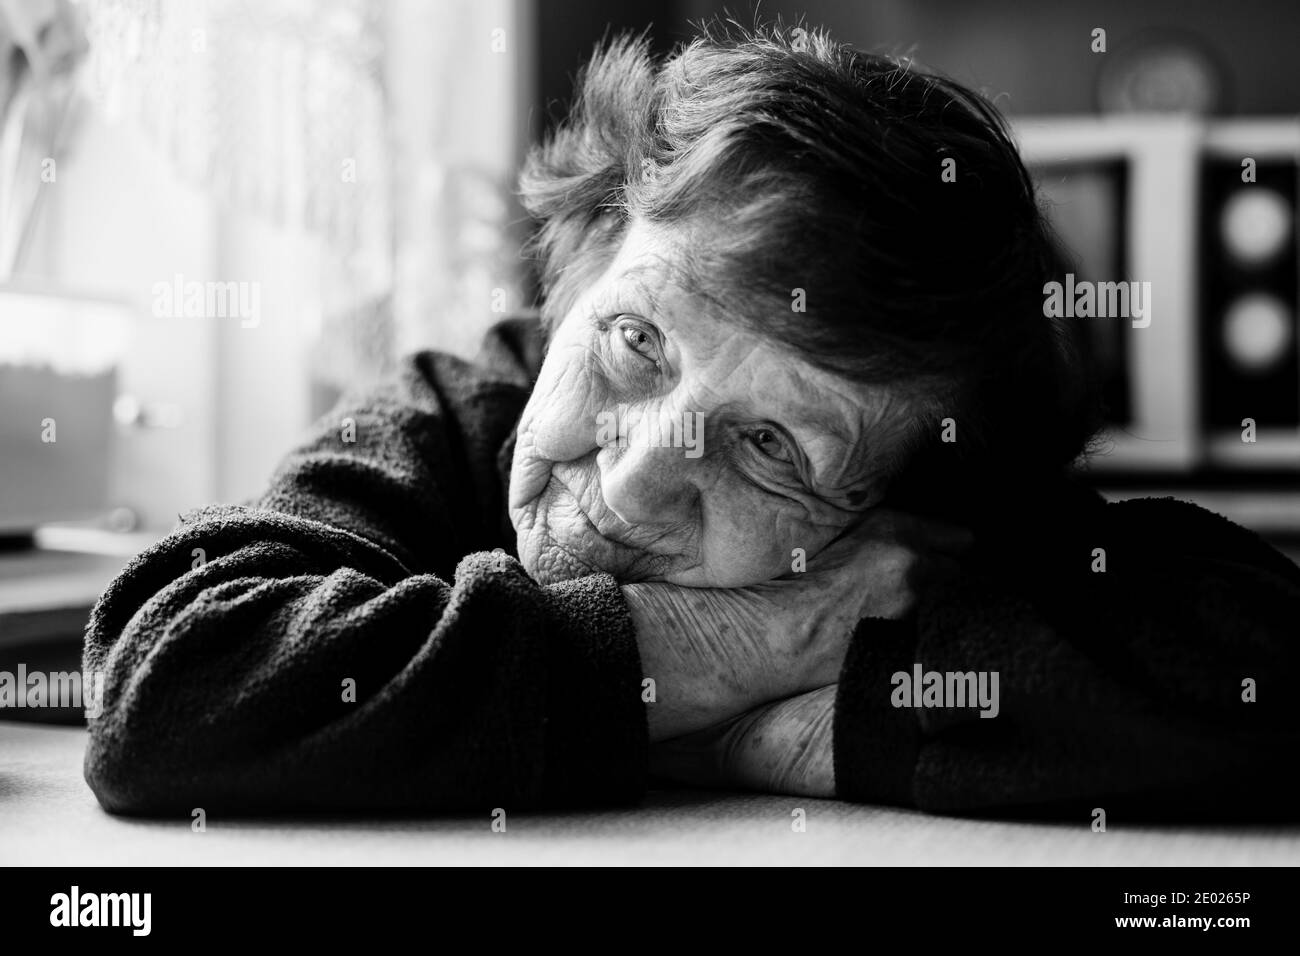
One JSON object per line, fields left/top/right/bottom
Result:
{"left": 517, "top": 534, "right": 774, "bottom": 589}
{"left": 515, "top": 520, "right": 681, "bottom": 586}
{"left": 518, "top": 537, "right": 604, "bottom": 585}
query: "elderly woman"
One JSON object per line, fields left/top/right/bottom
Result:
{"left": 85, "top": 24, "right": 1299, "bottom": 819}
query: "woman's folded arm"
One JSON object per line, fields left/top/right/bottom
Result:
{"left": 82, "top": 341, "right": 649, "bottom": 815}
{"left": 833, "top": 497, "right": 1300, "bottom": 818}
{"left": 83, "top": 514, "right": 647, "bottom": 814}
{"left": 647, "top": 496, "right": 1300, "bottom": 819}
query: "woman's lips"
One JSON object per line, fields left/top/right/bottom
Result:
{"left": 511, "top": 446, "right": 682, "bottom": 580}
{"left": 538, "top": 475, "right": 692, "bottom": 583}
{"left": 508, "top": 451, "right": 553, "bottom": 512}
{"left": 549, "top": 471, "right": 635, "bottom": 549}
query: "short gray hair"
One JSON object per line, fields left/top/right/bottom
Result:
{"left": 519, "top": 20, "right": 1100, "bottom": 516}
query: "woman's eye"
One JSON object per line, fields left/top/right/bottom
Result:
{"left": 617, "top": 320, "right": 659, "bottom": 362}
{"left": 749, "top": 427, "right": 793, "bottom": 463}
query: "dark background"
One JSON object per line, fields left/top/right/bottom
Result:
{"left": 533, "top": 0, "right": 1300, "bottom": 128}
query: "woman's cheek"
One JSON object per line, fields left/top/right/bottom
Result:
{"left": 525, "top": 344, "right": 615, "bottom": 463}
{"left": 697, "top": 489, "right": 806, "bottom": 585}
{"left": 710, "top": 535, "right": 796, "bottom": 585}
{"left": 730, "top": 495, "right": 854, "bottom": 582}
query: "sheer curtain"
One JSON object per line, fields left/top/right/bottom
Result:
{"left": 48, "top": 0, "right": 532, "bottom": 511}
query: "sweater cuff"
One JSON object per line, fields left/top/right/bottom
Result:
{"left": 833, "top": 616, "right": 924, "bottom": 806}
{"left": 539, "top": 572, "right": 649, "bottom": 806}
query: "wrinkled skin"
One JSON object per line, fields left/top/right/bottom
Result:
{"left": 509, "top": 218, "right": 905, "bottom": 588}
{"left": 505, "top": 218, "right": 973, "bottom": 795}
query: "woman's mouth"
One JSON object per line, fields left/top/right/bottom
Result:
{"left": 514, "top": 466, "right": 681, "bottom": 583}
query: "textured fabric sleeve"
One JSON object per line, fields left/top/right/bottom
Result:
{"left": 83, "top": 338, "right": 648, "bottom": 815}
{"left": 833, "top": 498, "right": 1300, "bottom": 819}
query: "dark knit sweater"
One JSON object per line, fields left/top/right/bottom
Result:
{"left": 83, "top": 317, "right": 1300, "bottom": 819}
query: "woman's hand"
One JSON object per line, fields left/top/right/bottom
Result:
{"left": 625, "top": 507, "right": 969, "bottom": 741}
{"left": 647, "top": 685, "right": 839, "bottom": 796}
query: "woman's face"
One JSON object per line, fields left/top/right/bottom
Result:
{"left": 510, "top": 219, "right": 901, "bottom": 587}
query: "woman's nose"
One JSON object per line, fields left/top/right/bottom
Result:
{"left": 598, "top": 419, "right": 703, "bottom": 526}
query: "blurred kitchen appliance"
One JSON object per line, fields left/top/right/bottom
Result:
{"left": 1016, "top": 116, "right": 1300, "bottom": 474}
{"left": 0, "top": 286, "right": 127, "bottom": 533}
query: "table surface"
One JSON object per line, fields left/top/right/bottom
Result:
{"left": 2, "top": 723, "right": 1297, "bottom": 866}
